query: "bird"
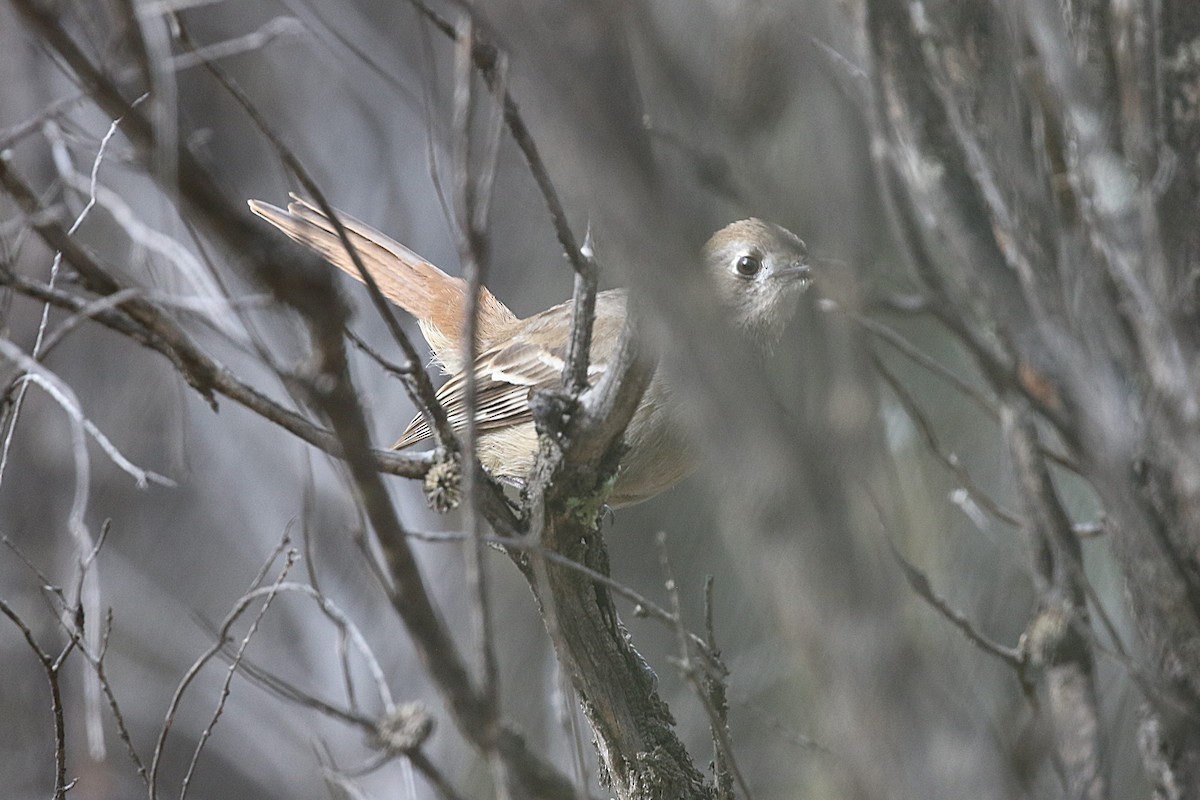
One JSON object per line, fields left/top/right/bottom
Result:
{"left": 248, "top": 195, "right": 812, "bottom": 507}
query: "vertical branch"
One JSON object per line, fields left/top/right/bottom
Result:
{"left": 657, "top": 537, "right": 750, "bottom": 800}
{"left": 449, "top": 13, "right": 512, "bottom": 797}
{"left": 451, "top": 9, "right": 499, "bottom": 715}
{"left": 1109, "top": 0, "right": 1165, "bottom": 183}
{"left": 405, "top": 0, "right": 599, "bottom": 392}
{"left": 1004, "top": 402, "right": 1107, "bottom": 800}
{"left": 562, "top": 235, "right": 599, "bottom": 395}
{"left": 703, "top": 576, "right": 735, "bottom": 800}
{"left": 1019, "top": 0, "right": 1182, "bottom": 404}
{"left": 0, "top": 600, "right": 71, "bottom": 800}
{"left": 0, "top": 105, "right": 135, "bottom": 485}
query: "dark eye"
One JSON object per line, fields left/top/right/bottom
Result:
{"left": 735, "top": 255, "right": 761, "bottom": 277}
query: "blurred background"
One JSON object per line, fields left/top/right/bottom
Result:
{"left": 0, "top": 2, "right": 1132, "bottom": 799}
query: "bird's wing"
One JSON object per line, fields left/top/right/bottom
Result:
{"left": 393, "top": 293, "right": 623, "bottom": 449}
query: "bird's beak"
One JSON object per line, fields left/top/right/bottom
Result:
{"left": 773, "top": 262, "right": 812, "bottom": 287}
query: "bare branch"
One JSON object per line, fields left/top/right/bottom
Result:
{"left": 0, "top": 244, "right": 436, "bottom": 480}
{"left": 885, "top": 537, "right": 1023, "bottom": 671}
{"left": 0, "top": 598, "right": 71, "bottom": 798}
{"left": 873, "top": 354, "right": 1022, "bottom": 528}
{"left": 450, "top": 11, "right": 501, "bottom": 725}
{"left": 405, "top": 0, "right": 600, "bottom": 393}
{"left": 657, "top": 534, "right": 752, "bottom": 800}
{"left": 179, "top": 546, "right": 299, "bottom": 800}
{"left": 1004, "top": 403, "right": 1107, "bottom": 800}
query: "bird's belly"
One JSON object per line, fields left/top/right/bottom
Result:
{"left": 477, "top": 423, "right": 540, "bottom": 481}
{"left": 475, "top": 398, "right": 694, "bottom": 508}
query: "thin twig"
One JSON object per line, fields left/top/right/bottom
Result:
{"left": 863, "top": 480, "right": 1024, "bottom": 670}
{"left": 194, "top": 615, "right": 377, "bottom": 730}
{"left": 346, "top": 327, "right": 415, "bottom": 380}
{"left": 405, "top": 0, "right": 599, "bottom": 393}
{"left": 873, "top": 354, "right": 1023, "bottom": 528}
{"left": 170, "top": 16, "right": 459, "bottom": 453}
{"left": 89, "top": 610, "right": 149, "bottom": 783}
{"left": 656, "top": 533, "right": 753, "bottom": 800}
{"left": 0, "top": 259, "right": 437, "bottom": 480}
{"left": 0, "top": 598, "right": 72, "bottom": 799}
{"left": 179, "top": 547, "right": 299, "bottom": 800}
{"left": 857, "top": 314, "right": 998, "bottom": 421}
{"left": 858, "top": 312, "right": 1078, "bottom": 471}
{"left": 1, "top": 100, "right": 139, "bottom": 487}
{"left": 703, "top": 576, "right": 733, "bottom": 800}
{"left": 406, "top": 528, "right": 716, "bottom": 659}
{"left": 0, "top": 91, "right": 88, "bottom": 149}
{"left": 1003, "top": 402, "right": 1107, "bottom": 799}
{"left": 886, "top": 538, "right": 1023, "bottom": 669}
{"left": 149, "top": 541, "right": 295, "bottom": 798}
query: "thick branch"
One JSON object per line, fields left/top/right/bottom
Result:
{"left": 522, "top": 316, "right": 711, "bottom": 798}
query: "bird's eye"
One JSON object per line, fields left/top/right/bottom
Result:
{"left": 735, "top": 255, "right": 761, "bottom": 277}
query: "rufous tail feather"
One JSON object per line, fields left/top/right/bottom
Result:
{"left": 248, "top": 195, "right": 518, "bottom": 371}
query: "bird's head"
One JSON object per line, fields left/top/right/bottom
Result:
{"left": 704, "top": 218, "right": 812, "bottom": 345}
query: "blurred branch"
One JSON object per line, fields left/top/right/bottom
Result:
{"left": 873, "top": 354, "right": 1022, "bottom": 528}
{"left": 170, "top": 13, "right": 460, "bottom": 454}
{"left": 857, "top": 1, "right": 1200, "bottom": 791}
{"left": 860, "top": 0, "right": 1075, "bottom": 435}
{"left": 658, "top": 536, "right": 751, "bottom": 800}
{"left": 405, "top": 0, "right": 600, "bottom": 394}
{"left": 448, "top": 16, "right": 507, "bottom": 791}
{"left": 0, "top": 91, "right": 89, "bottom": 149}
{"left": 857, "top": 312, "right": 998, "bottom": 421}
{"left": 168, "top": 16, "right": 306, "bottom": 71}
{"left": 410, "top": 750, "right": 473, "bottom": 800}
{"left": 643, "top": 121, "right": 746, "bottom": 203}
{"left": 0, "top": 228, "right": 434, "bottom": 480}
{"left": 859, "top": 311, "right": 1077, "bottom": 471}
{"left": 8, "top": 5, "right": 565, "bottom": 796}
{"left": 884, "top": 535, "right": 1023, "bottom": 671}
{"left": 1005, "top": 403, "right": 1107, "bottom": 800}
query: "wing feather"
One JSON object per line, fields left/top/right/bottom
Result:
{"left": 392, "top": 291, "right": 627, "bottom": 449}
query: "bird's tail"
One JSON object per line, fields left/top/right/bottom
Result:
{"left": 248, "top": 194, "right": 516, "bottom": 371}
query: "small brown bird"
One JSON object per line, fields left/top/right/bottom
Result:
{"left": 249, "top": 196, "right": 811, "bottom": 506}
